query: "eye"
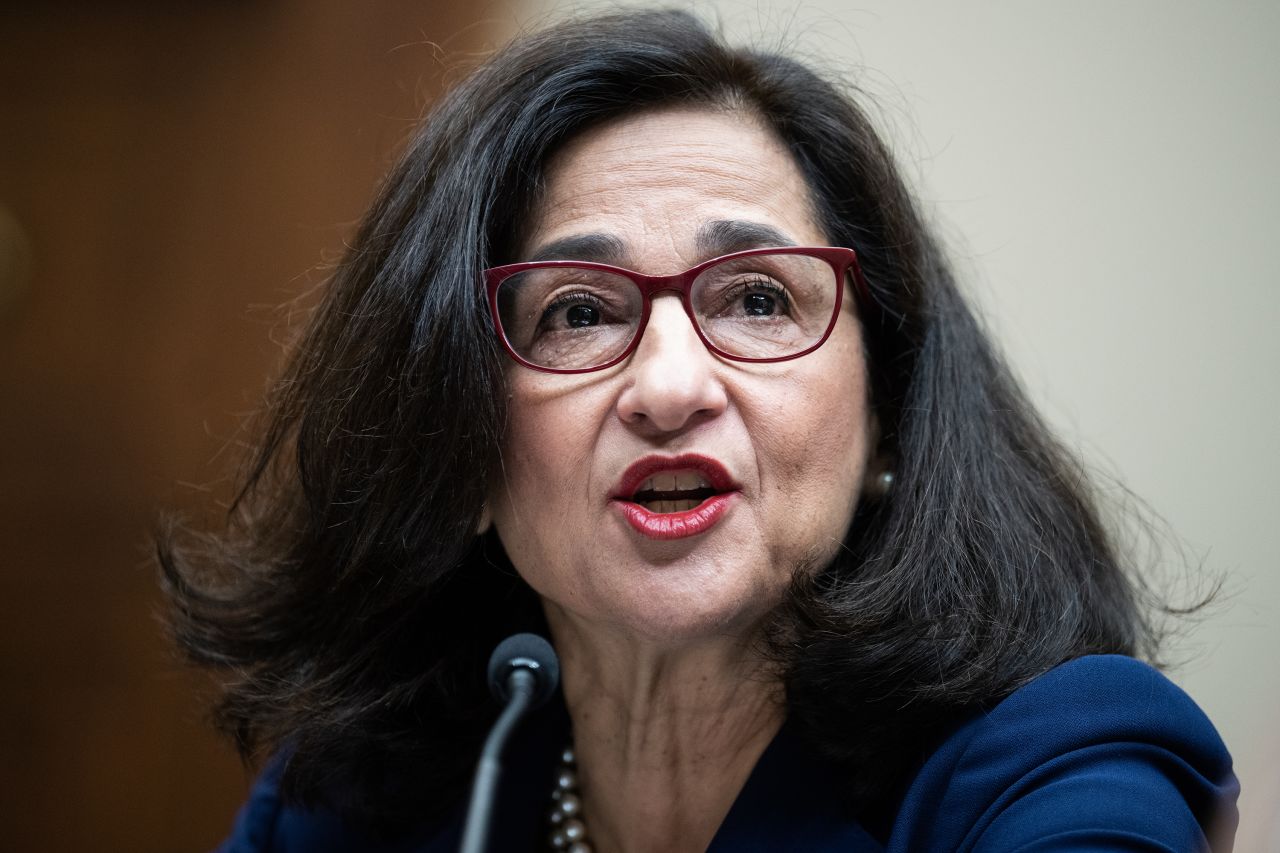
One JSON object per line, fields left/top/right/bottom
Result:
{"left": 539, "top": 291, "right": 615, "bottom": 331}
{"left": 718, "top": 278, "right": 792, "bottom": 319}
{"left": 565, "top": 304, "right": 599, "bottom": 327}
{"left": 742, "top": 292, "right": 776, "bottom": 316}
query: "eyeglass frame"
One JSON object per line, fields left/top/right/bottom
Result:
{"left": 483, "top": 245, "right": 871, "bottom": 375}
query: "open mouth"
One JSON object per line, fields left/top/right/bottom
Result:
{"left": 612, "top": 454, "right": 740, "bottom": 540}
{"left": 630, "top": 471, "right": 720, "bottom": 514}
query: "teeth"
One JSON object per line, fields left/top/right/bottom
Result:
{"left": 650, "top": 499, "right": 701, "bottom": 513}
{"left": 677, "top": 471, "right": 710, "bottom": 490}
{"left": 635, "top": 471, "right": 712, "bottom": 494}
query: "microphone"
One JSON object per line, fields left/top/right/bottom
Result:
{"left": 458, "top": 633, "right": 560, "bottom": 853}
{"left": 486, "top": 632, "right": 560, "bottom": 709}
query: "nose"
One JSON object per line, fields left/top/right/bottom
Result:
{"left": 615, "top": 295, "right": 728, "bottom": 434}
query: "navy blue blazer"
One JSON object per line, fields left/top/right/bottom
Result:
{"left": 217, "top": 655, "right": 1238, "bottom": 851}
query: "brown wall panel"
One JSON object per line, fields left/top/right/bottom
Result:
{"left": 0, "top": 3, "right": 505, "bottom": 850}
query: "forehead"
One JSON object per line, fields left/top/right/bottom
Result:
{"left": 522, "top": 106, "right": 830, "bottom": 266}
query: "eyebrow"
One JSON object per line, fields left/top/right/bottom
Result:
{"left": 695, "top": 220, "right": 798, "bottom": 257}
{"left": 526, "top": 233, "right": 628, "bottom": 264}
{"left": 522, "top": 219, "right": 798, "bottom": 266}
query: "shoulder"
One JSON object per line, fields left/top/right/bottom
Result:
{"left": 888, "top": 655, "right": 1239, "bottom": 852}
{"left": 215, "top": 755, "right": 459, "bottom": 853}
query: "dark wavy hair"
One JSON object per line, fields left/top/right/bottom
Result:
{"left": 160, "top": 8, "right": 1164, "bottom": 833}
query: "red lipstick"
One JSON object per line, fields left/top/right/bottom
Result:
{"left": 611, "top": 454, "right": 740, "bottom": 541}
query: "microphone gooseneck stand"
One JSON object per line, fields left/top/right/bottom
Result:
{"left": 458, "top": 633, "right": 560, "bottom": 853}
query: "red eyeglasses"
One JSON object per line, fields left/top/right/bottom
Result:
{"left": 484, "top": 246, "right": 868, "bottom": 374}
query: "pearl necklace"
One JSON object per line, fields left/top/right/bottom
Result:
{"left": 547, "top": 746, "right": 593, "bottom": 852}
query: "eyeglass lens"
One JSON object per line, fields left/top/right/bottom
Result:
{"left": 494, "top": 253, "right": 839, "bottom": 371}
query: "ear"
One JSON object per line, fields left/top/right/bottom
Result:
{"left": 862, "top": 458, "right": 894, "bottom": 499}
{"left": 476, "top": 502, "right": 492, "bottom": 536}
{"left": 861, "top": 411, "right": 892, "bottom": 498}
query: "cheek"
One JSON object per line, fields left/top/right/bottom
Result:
{"left": 758, "top": 354, "right": 871, "bottom": 547}
{"left": 819, "top": 373, "right": 873, "bottom": 509}
{"left": 758, "top": 394, "right": 866, "bottom": 502}
{"left": 490, "top": 381, "right": 604, "bottom": 552}
{"left": 503, "top": 417, "right": 575, "bottom": 500}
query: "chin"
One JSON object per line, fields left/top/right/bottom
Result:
{"left": 598, "top": 582, "right": 784, "bottom": 648}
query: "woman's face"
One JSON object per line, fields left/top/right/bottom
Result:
{"left": 488, "top": 106, "right": 875, "bottom": 645}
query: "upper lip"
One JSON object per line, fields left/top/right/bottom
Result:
{"left": 612, "top": 453, "right": 740, "bottom": 501}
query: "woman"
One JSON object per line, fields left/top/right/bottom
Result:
{"left": 162, "top": 9, "right": 1238, "bottom": 852}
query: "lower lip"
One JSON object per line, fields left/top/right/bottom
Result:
{"left": 614, "top": 493, "right": 738, "bottom": 540}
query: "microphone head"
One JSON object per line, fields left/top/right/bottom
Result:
{"left": 487, "top": 633, "right": 560, "bottom": 709}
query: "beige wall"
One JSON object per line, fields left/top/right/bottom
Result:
{"left": 522, "top": 1, "right": 1279, "bottom": 847}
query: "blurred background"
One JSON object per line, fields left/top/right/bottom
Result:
{"left": 1, "top": 1, "right": 1275, "bottom": 851}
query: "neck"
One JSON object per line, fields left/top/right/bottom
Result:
{"left": 546, "top": 609, "right": 785, "bottom": 853}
